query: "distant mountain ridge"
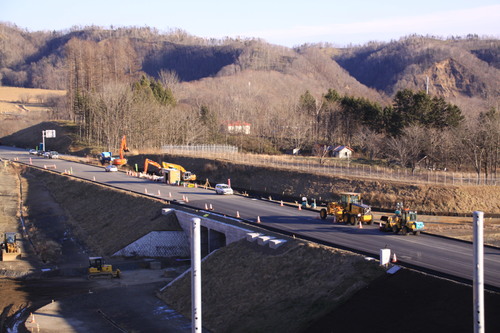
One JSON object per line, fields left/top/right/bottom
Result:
{"left": 0, "top": 23, "right": 498, "bottom": 114}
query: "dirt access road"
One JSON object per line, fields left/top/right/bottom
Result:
{"left": 0, "top": 161, "right": 192, "bottom": 332}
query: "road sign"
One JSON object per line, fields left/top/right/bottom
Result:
{"left": 45, "top": 130, "right": 56, "bottom": 138}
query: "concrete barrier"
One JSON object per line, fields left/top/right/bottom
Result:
{"left": 246, "top": 232, "right": 262, "bottom": 242}
{"left": 257, "top": 235, "right": 274, "bottom": 246}
{"left": 269, "top": 239, "right": 286, "bottom": 249}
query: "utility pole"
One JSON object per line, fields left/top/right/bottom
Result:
{"left": 473, "top": 211, "right": 484, "bottom": 333}
{"left": 191, "top": 217, "right": 202, "bottom": 332}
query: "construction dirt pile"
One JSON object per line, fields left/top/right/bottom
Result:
{"left": 159, "top": 240, "right": 386, "bottom": 332}
{"left": 159, "top": 239, "right": 500, "bottom": 333}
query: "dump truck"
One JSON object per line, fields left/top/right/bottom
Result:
{"left": 2, "top": 232, "right": 22, "bottom": 261}
{"left": 87, "top": 257, "right": 121, "bottom": 279}
{"left": 380, "top": 203, "right": 425, "bottom": 235}
{"left": 319, "top": 192, "right": 373, "bottom": 225}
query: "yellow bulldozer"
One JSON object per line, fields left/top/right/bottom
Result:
{"left": 1, "top": 232, "right": 22, "bottom": 261}
{"left": 87, "top": 257, "right": 121, "bottom": 279}
{"left": 319, "top": 192, "right": 373, "bottom": 225}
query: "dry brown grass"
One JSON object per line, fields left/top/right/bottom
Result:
{"left": 159, "top": 240, "right": 385, "bottom": 333}
{"left": 0, "top": 87, "right": 66, "bottom": 139}
{"left": 0, "top": 86, "right": 65, "bottom": 104}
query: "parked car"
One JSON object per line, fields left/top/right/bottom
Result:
{"left": 48, "top": 151, "right": 59, "bottom": 159}
{"left": 36, "top": 150, "right": 45, "bottom": 156}
{"left": 43, "top": 151, "right": 59, "bottom": 159}
{"left": 29, "top": 149, "right": 37, "bottom": 155}
{"left": 215, "top": 183, "right": 234, "bottom": 195}
{"left": 105, "top": 165, "right": 118, "bottom": 172}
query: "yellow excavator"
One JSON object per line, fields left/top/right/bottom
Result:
{"left": 161, "top": 162, "right": 196, "bottom": 182}
{"left": 87, "top": 257, "right": 121, "bottom": 279}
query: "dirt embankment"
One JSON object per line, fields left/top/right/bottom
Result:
{"left": 159, "top": 240, "right": 385, "bottom": 333}
{"left": 128, "top": 154, "right": 500, "bottom": 215}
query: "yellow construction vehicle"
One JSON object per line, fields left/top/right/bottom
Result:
{"left": 380, "top": 203, "right": 425, "bottom": 235}
{"left": 2, "top": 232, "right": 22, "bottom": 261}
{"left": 319, "top": 192, "right": 373, "bottom": 225}
{"left": 87, "top": 257, "right": 121, "bottom": 279}
{"left": 161, "top": 162, "right": 196, "bottom": 182}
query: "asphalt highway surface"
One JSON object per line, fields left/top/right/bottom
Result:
{"left": 2, "top": 146, "right": 499, "bottom": 290}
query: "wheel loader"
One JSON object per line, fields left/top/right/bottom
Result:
{"left": 87, "top": 257, "right": 121, "bottom": 279}
{"left": 1, "top": 232, "right": 22, "bottom": 261}
{"left": 380, "top": 203, "right": 425, "bottom": 235}
{"left": 319, "top": 192, "right": 373, "bottom": 225}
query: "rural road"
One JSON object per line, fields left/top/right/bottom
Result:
{"left": 2, "top": 146, "right": 500, "bottom": 290}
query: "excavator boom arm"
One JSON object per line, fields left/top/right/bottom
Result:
{"left": 119, "top": 135, "right": 129, "bottom": 159}
{"left": 144, "top": 159, "right": 162, "bottom": 174}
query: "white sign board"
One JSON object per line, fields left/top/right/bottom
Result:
{"left": 380, "top": 248, "right": 391, "bottom": 266}
{"left": 45, "top": 130, "right": 56, "bottom": 138}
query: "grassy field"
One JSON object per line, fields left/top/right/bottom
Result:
{"left": 0, "top": 86, "right": 65, "bottom": 139}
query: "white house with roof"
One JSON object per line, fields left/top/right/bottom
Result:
{"left": 332, "top": 145, "right": 354, "bottom": 159}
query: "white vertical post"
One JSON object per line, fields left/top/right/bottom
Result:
{"left": 191, "top": 218, "right": 202, "bottom": 332}
{"left": 42, "top": 130, "right": 46, "bottom": 151}
{"left": 473, "top": 211, "right": 484, "bottom": 333}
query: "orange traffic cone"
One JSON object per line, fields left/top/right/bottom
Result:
{"left": 257, "top": 216, "right": 261, "bottom": 223}
{"left": 29, "top": 313, "right": 36, "bottom": 323}
{"left": 185, "top": 196, "right": 189, "bottom": 203}
{"left": 358, "top": 221, "right": 363, "bottom": 229}
{"left": 391, "top": 253, "right": 397, "bottom": 263}
{"left": 298, "top": 205, "right": 302, "bottom": 211}
{"left": 145, "top": 188, "right": 148, "bottom": 194}
{"left": 209, "top": 203, "right": 213, "bottom": 211}
{"left": 158, "top": 190, "right": 161, "bottom": 196}
{"left": 236, "top": 211, "right": 240, "bottom": 218}
{"left": 169, "top": 192, "right": 172, "bottom": 198}
{"left": 280, "top": 200, "right": 284, "bottom": 206}
{"left": 205, "top": 203, "right": 208, "bottom": 210}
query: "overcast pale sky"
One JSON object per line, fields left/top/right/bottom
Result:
{"left": 1, "top": 0, "right": 499, "bottom": 46}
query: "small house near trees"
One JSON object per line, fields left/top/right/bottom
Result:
{"left": 332, "top": 145, "right": 354, "bottom": 159}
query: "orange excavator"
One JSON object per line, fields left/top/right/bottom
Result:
{"left": 144, "top": 158, "right": 162, "bottom": 174}
{"left": 112, "top": 135, "right": 129, "bottom": 166}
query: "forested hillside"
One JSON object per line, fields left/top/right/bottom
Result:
{"left": 0, "top": 23, "right": 498, "bottom": 181}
